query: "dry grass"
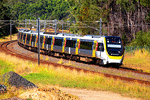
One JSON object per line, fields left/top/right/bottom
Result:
{"left": 123, "top": 49, "right": 150, "bottom": 73}
{"left": 0, "top": 34, "right": 17, "bottom": 42}
{"left": 0, "top": 52, "right": 150, "bottom": 99}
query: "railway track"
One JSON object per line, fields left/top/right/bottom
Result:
{"left": 0, "top": 40, "right": 150, "bottom": 86}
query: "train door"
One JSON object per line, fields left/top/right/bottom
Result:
{"left": 21, "top": 33, "right": 24, "bottom": 43}
{"left": 65, "top": 38, "right": 71, "bottom": 54}
{"left": 23, "top": 33, "right": 26, "bottom": 44}
{"left": 44, "top": 36, "right": 49, "bottom": 50}
{"left": 40, "top": 35, "right": 43, "bottom": 49}
{"left": 70, "top": 38, "right": 76, "bottom": 55}
{"left": 35, "top": 35, "right": 38, "bottom": 47}
{"left": 31, "top": 34, "right": 36, "bottom": 47}
{"left": 29, "top": 34, "right": 32, "bottom": 46}
{"left": 26, "top": 34, "right": 30, "bottom": 46}
{"left": 47, "top": 36, "right": 52, "bottom": 51}
{"left": 51, "top": 37, "right": 55, "bottom": 51}
{"left": 96, "top": 41, "right": 105, "bottom": 58}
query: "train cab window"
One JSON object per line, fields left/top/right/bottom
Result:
{"left": 66, "top": 40, "right": 76, "bottom": 48}
{"left": 54, "top": 39, "right": 63, "bottom": 46}
{"left": 27, "top": 34, "right": 30, "bottom": 41}
{"left": 47, "top": 38, "right": 52, "bottom": 44}
{"left": 80, "top": 41, "right": 92, "bottom": 50}
{"left": 98, "top": 43, "right": 104, "bottom": 51}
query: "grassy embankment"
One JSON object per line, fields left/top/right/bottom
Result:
{"left": 123, "top": 49, "right": 150, "bottom": 73}
{"left": 0, "top": 34, "right": 150, "bottom": 99}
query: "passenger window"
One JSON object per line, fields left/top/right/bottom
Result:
{"left": 66, "top": 40, "right": 76, "bottom": 48}
{"left": 32, "top": 36, "right": 35, "bottom": 42}
{"left": 47, "top": 38, "right": 51, "bottom": 44}
{"left": 54, "top": 39, "right": 63, "bottom": 46}
{"left": 98, "top": 43, "right": 104, "bottom": 51}
{"left": 80, "top": 41, "right": 92, "bottom": 50}
{"left": 27, "top": 34, "right": 30, "bottom": 41}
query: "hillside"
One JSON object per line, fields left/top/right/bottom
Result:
{"left": 1, "top": 0, "right": 150, "bottom": 45}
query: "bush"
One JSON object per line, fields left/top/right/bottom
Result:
{"left": 130, "top": 30, "right": 150, "bottom": 46}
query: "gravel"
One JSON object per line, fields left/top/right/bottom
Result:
{"left": 0, "top": 84, "right": 7, "bottom": 93}
{"left": 3, "top": 71, "right": 38, "bottom": 89}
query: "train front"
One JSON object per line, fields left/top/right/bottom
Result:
{"left": 103, "top": 36, "right": 124, "bottom": 66}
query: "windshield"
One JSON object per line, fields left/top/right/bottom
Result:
{"left": 106, "top": 37, "right": 124, "bottom": 56}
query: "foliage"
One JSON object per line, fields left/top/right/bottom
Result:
{"left": 8, "top": 0, "right": 69, "bottom": 20}
{"left": 0, "top": 0, "right": 11, "bottom": 20}
{"left": 67, "top": 0, "right": 111, "bottom": 35}
{"left": 130, "top": 30, "right": 150, "bottom": 46}
{"left": 1, "top": 0, "right": 150, "bottom": 43}
{"left": 0, "top": 0, "right": 18, "bottom": 38}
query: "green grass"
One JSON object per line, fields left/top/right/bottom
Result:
{"left": 0, "top": 52, "right": 150, "bottom": 100}
{"left": 22, "top": 71, "right": 150, "bottom": 100}
{"left": 0, "top": 60, "right": 14, "bottom": 76}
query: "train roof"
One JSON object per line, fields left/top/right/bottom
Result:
{"left": 18, "top": 29, "right": 121, "bottom": 41}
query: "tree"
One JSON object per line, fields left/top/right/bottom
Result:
{"left": 0, "top": 0, "right": 11, "bottom": 20}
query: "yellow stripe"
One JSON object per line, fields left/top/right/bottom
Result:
{"left": 75, "top": 39, "right": 79, "bottom": 55}
{"left": 92, "top": 40, "right": 97, "bottom": 57}
{"left": 35, "top": 35, "right": 38, "bottom": 47}
{"left": 62, "top": 38, "right": 66, "bottom": 53}
{"left": 104, "top": 38, "right": 123, "bottom": 60}
{"left": 29, "top": 34, "right": 32, "bottom": 46}
{"left": 51, "top": 37, "right": 54, "bottom": 51}
{"left": 25, "top": 34, "right": 27, "bottom": 45}
{"left": 42, "top": 36, "right": 45, "bottom": 49}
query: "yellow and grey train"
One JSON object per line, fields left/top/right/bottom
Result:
{"left": 17, "top": 29, "right": 124, "bottom": 66}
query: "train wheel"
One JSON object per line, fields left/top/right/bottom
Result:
{"left": 97, "top": 59, "right": 104, "bottom": 66}
{"left": 92, "top": 58, "right": 97, "bottom": 64}
{"left": 48, "top": 51, "right": 51, "bottom": 56}
{"left": 65, "top": 54, "right": 71, "bottom": 59}
{"left": 72, "top": 56, "right": 80, "bottom": 62}
{"left": 59, "top": 53, "right": 64, "bottom": 58}
{"left": 44, "top": 50, "right": 48, "bottom": 55}
{"left": 51, "top": 52, "right": 54, "bottom": 56}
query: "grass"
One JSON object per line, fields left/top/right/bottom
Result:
{"left": 0, "top": 34, "right": 17, "bottom": 43}
{"left": 123, "top": 49, "right": 150, "bottom": 73}
{"left": 0, "top": 52, "right": 150, "bottom": 100}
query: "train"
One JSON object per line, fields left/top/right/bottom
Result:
{"left": 17, "top": 29, "right": 124, "bottom": 66}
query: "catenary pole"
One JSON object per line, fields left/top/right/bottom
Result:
{"left": 10, "top": 20, "right": 12, "bottom": 41}
{"left": 100, "top": 18, "right": 102, "bottom": 37}
{"left": 62, "top": 20, "right": 63, "bottom": 33}
{"left": 55, "top": 19, "right": 57, "bottom": 35}
{"left": 25, "top": 19, "right": 27, "bottom": 30}
{"left": 38, "top": 18, "right": 40, "bottom": 65}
